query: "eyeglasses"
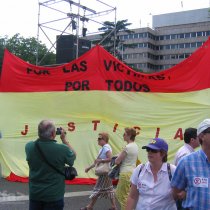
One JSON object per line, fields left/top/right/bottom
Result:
{"left": 146, "top": 148, "right": 160, "bottom": 153}
{"left": 98, "top": 137, "right": 103, "bottom": 141}
{"left": 203, "top": 131, "right": 210, "bottom": 134}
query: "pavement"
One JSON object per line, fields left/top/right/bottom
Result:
{"left": 0, "top": 178, "right": 120, "bottom": 210}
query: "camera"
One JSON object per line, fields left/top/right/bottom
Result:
{"left": 56, "top": 127, "right": 62, "bottom": 135}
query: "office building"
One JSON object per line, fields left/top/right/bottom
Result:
{"left": 87, "top": 8, "right": 210, "bottom": 73}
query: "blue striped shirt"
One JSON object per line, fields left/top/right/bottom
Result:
{"left": 171, "top": 150, "right": 210, "bottom": 210}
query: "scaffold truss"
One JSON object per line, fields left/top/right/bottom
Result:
{"left": 37, "top": 0, "right": 116, "bottom": 65}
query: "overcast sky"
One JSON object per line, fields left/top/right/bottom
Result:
{"left": 0, "top": 0, "right": 209, "bottom": 46}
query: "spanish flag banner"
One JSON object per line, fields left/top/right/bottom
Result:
{"left": 0, "top": 39, "right": 210, "bottom": 184}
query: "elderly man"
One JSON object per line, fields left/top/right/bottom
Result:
{"left": 25, "top": 120, "right": 76, "bottom": 210}
{"left": 171, "top": 119, "right": 210, "bottom": 210}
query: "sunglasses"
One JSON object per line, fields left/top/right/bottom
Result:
{"left": 203, "top": 131, "right": 210, "bottom": 134}
{"left": 98, "top": 137, "right": 103, "bottom": 141}
{"left": 146, "top": 148, "right": 160, "bottom": 153}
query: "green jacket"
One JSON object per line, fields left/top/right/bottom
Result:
{"left": 25, "top": 138, "right": 76, "bottom": 201}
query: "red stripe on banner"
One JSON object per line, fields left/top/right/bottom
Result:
{"left": 1, "top": 38, "right": 210, "bottom": 93}
{"left": 5, "top": 172, "right": 118, "bottom": 185}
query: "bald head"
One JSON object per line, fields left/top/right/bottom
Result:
{"left": 38, "top": 120, "right": 56, "bottom": 139}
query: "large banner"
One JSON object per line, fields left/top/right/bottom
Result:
{"left": 0, "top": 40, "right": 210, "bottom": 184}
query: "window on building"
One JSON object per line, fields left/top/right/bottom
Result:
{"left": 171, "top": 55, "right": 177, "bottom": 59}
{"left": 159, "top": 35, "right": 164, "bottom": 40}
{"left": 139, "top": 33, "right": 143, "bottom": 38}
{"left": 133, "top": 54, "right": 137, "bottom": 59}
{"left": 197, "top": 42, "right": 203, "bottom": 47}
{"left": 165, "top": 45, "right": 170, "bottom": 49}
{"left": 197, "top": 32, "right": 202, "bottom": 37}
{"left": 179, "top": 34, "right": 184, "bottom": 38}
{"left": 171, "top": 44, "right": 177, "bottom": 49}
{"left": 159, "top": 45, "right": 163, "bottom": 50}
{"left": 171, "top": 34, "right": 177, "bottom": 39}
{"left": 127, "top": 54, "right": 132, "bottom": 59}
{"left": 185, "top": 33, "right": 191, "bottom": 38}
{"left": 165, "top": 35, "right": 170, "bottom": 40}
{"left": 191, "top": 32, "right": 196, "bottom": 37}
{"left": 134, "top": 34, "right": 139, "bottom": 39}
{"left": 123, "top": 54, "right": 128, "bottom": 59}
{"left": 143, "top": 43, "right": 148, "bottom": 47}
{"left": 185, "top": 43, "right": 190, "bottom": 48}
{"left": 128, "top": 34, "right": 134, "bottom": 39}
{"left": 143, "top": 53, "right": 147, "bottom": 57}
{"left": 164, "top": 55, "right": 170, "bottom": 60}
{"left": 179, "top": 54, "right": 184, "bottom": 59}
{"left": 159, "top": 55, "right": 163, "bottom": 60}
{"left": 138, "top": 43, "right": 143, "bottom": 48}
{"left": 185, "top": 53, "right": 191, "bottom": 58}
{"left": 179, "top": 43, "right": 185, "bottom": 48}
{"left": 206, "top": 31, "right": 210, "bottom": 36}
{"left": 123, "top": 35, "right": 129, "bottom": 40}
{"left": 191, "top": 42, "right": 196, "bottom": 48}
{"left": 119, "top": 35, "right": 124, "bottom": 40}
{"left": 138, "top": 53, "right": 143, "bottom": 58}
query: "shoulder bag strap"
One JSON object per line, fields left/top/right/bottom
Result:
{"left": 138, "top": 164, "right": 145, "bottom": 177}
{"left": 167, "top": 163, "right": 172, "bottom": 181}
{"left": 35, "top": 141, "right": 65, "bottom": 176}
{"left": 97, "top": 147, "right": 104, "bottom": 159}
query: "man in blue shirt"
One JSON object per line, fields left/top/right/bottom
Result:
{"left": 171, "top": 119, "right": 210, "bottom": 210}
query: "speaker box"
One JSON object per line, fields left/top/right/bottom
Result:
{"left": 56, "top": 35, "right": 91, "bottom": 64}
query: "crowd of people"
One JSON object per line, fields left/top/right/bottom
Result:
{"left": 25, "top": 119, "right": 210, "bottom": 210}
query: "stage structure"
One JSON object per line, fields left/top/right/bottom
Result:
{"left": 37, "top": 0, "right": 116, "bottom": 65}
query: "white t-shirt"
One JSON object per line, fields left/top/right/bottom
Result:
{"left": 130, "top": 162, "right": 177, "bottom": 210}
{"left": 98, "top": 144, "right": 112, "bottom": 159}
{"left": 174, "top": 143, "right": 194, "bottom": 166}
{"left": 120, "top": 142, "right": 139, "bottom": 173}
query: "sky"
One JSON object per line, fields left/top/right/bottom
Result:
{"left": 0, "top": 0, "right": 209, "bottom": 47}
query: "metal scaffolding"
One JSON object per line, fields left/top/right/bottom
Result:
{"left": 36, "top": 0, "right": 116, "bottom": 65}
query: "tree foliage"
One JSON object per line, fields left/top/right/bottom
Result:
{"left": 0, "top": 33, "right": 56, "bottom": 72}
{"left": 95, "top": 19, "right": 137, "bottom": 60}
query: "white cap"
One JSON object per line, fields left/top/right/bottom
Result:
{"left": 197, "top": 119, "right": 210, "bottom": 135}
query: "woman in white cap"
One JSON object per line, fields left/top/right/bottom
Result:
{"left": 126, "top": 138, "right": 177, "bottom": 210}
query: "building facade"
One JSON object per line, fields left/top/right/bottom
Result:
{"left": 87, "top": 8, "right": 210, "bottom": 73}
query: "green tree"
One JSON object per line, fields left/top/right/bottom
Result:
{"left": 96, "top": 19, "right": 136, "bottom": 60}
{"left": 0, "top": 33, "right": 56, "bottom": 72}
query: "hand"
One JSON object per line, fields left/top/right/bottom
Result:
{"left": 94, "top": 159, "right": 102, "bottom": 165}
{"left": 60, "top": 127, "right": 67, "bottom": 143}
{"left": 85, "top": 167, "right": 90, "bottom": 173}
{"left": 177, "top": 191, "right": 186, "bottom": 200}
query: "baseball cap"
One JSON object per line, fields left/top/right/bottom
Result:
{"left": 197, "top": 119, "right": 210, "bottom": 135}
{"left": 142, "top": 138, "right": 168, "bottom": 152}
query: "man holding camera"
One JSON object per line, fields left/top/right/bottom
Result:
{"left": 25, "top": 120, "right": 76, "bottom": 210}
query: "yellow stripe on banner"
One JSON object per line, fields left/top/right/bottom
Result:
{"left": 0, "top": 90, "right": 210, "bottom": 178}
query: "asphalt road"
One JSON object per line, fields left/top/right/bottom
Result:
{"left": 0, "top": 178, "right": 120, "bottom": 210}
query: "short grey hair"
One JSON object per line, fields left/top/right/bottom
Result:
{"left": 38, "top": 120, "right": 55, "bottom": 139}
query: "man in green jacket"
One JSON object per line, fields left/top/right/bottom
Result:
{"left": 25, "top": 119, "right": 76, "bottom": 210}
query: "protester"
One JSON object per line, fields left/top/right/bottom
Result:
{"left": 171, "top": 119, "right": 210, "bottom": 210}
{"left": 174, "top": 127, "right": 199, "bottom": 166}
{"left": 126, "top": 138, "right": 177, "bottom": 210}
{"left": 115, "top": 127, "right": 139, "bottom": 210}
{"left": 80, "top": 132, "right": 117, "bottom": 210}
{"left": 25, "top": 120, "right": 76, "bottom": 210}
{"left": 174, "top": 127, "right": 199, "bottom": 210}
